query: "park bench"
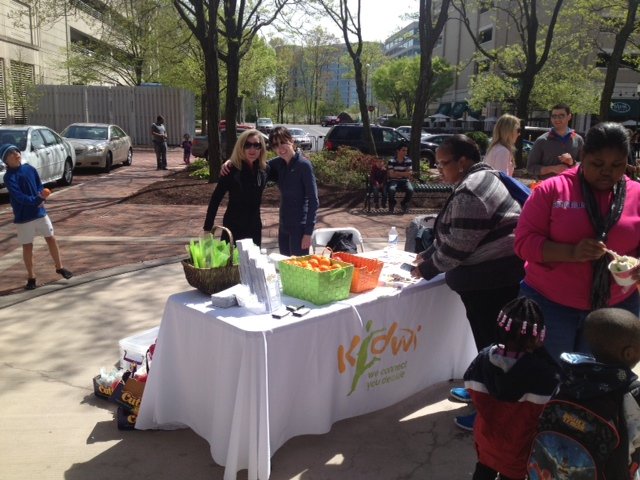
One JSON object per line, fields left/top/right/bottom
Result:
{"left": 363, "top": 176, "right": 452, "bottom": 212}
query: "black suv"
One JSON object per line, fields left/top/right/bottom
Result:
{"left": 323, "top": 124, "right": 437, "bottom": 166}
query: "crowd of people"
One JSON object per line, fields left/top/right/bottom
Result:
{"left": 195, "top": 112, "right": 640, "bottom": 479}
{"left": 406, "top": 112, "right": 640, "bottom": 479}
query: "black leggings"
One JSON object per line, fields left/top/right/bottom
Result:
{"left": 458, "top": 285, "right": 521, "bottom": 351}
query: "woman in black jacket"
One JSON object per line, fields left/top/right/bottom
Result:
{"left": 203, "top": 129, "right": 269, "bottom": 246}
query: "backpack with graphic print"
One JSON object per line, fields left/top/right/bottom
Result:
{"left": 527, "top": 398, "right": 628, "bottom": 480}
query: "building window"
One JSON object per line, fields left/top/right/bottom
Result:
{"left": 0, "top": 59, "right": 6, "bottom": 124}
{"left": 10, "top": 0, "right": 35, "bottom": 45}
{"left": 10, "top": 61, "right": 35, "bottom": 124}
{"left": 479, "top": 27, "right": 493, "bottom": 44}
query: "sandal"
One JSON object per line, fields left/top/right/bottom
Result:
{"left": 25, "top": 278, "right": 36, "bottom": 290}
{"left": 56, "top": 268, "right": 73, "bottom": 279}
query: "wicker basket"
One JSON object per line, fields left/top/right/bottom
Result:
{"left": 332, "top": 252, "right": 384, "bottom": 293}
{"left": 182, "top": 226, "right": 240, "bottom": 295}
{"left": 279, "top": 255, "right": 354, "bottom": 305}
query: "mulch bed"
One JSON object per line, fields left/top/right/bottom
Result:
{"left": 121, "top": 169, "right": 447, "bottom": 210}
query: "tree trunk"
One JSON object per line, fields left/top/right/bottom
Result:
{"left": 205, "top": 51, "right": 221, "bottom": 182}
{"left": 353, "top": 59, "right": 376, "bottom": 155}
{"left": 410, "top": 0, "right": 450, "bottom": 174}
{"left": 514, "top": 69, "right": 535, "bottom": 168}
{"left": 412, "top": 59, "right": 433, "bottom": 173}
{"left": 598, "top": 0, "right": 639, "bottom": 121}
{"left": 224, "top": 41, "right": 242, "bottom": 159}
{"left": 200, "top": 88, "right": 207, "bottom": 135}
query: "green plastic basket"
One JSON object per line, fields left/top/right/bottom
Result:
{"left": 279, "top": 256, "right": 354, "bottom": 305}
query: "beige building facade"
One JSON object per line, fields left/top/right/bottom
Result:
{"left": 383, "top": 3, "right": 640, "bottom": 132}
{"left": 0, "top": 0, "right": 110, "bottom": 123}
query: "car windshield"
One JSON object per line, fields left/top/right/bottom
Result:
{"left": 289, "top": 129, "right": 304, "bottom": 135}
{"left": 62, "top": 125, "right": 108, "bottom": 140}
{"left": 0, "top": 129, "right": 28, "bottom": 151}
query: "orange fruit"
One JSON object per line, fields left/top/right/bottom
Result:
{"left": 42, "top": 188, "right": 51, "bottom": 197}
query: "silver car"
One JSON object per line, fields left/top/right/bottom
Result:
{"left": 61, "top": 123, "right": 133, "bottom": 172}
{"left": 0, "top": 125, "right": 76, "bottom": 193}
{"left": 289, "top": 128, "right": 313, "bottom": 151}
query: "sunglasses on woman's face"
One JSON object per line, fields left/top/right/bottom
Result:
{"left": 244, "top": 142, "right": 262, "bottom": 150}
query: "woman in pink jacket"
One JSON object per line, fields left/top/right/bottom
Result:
{"left": 515, "top": 122, "right": 640, "bottom": 361}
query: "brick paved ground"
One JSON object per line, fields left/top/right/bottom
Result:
{"left": 0, "top": 147, "right": 425, "bottom": 297}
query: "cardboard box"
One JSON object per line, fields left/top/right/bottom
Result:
{"left": 116, "top": 406, "right": 137, "bottom": 430}
{"left": 92, "top": 375, "right": 116, "bottom": 400}
{"left": 111, "top": 375, "right": 146, "bottom": 414}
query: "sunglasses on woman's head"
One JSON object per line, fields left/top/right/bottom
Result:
{"left": 244, "top": 142, "right": 262, "bottom": 150}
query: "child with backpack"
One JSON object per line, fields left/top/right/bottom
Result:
{"left": 463, "top": 297, "right": 559, "bottom": 480}
{"left": 527, "top": 308, "right": 640, "bottom": 480}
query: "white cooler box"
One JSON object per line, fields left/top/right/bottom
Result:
{"left": 119, "top": 326, "right": 159, "bottom": 370}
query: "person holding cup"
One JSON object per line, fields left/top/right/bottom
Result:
{"left": 526, "top": 103, "right": 584, "bottom": 179}
{"left": 515, "top": 122, "right": 640, "bottom": 361}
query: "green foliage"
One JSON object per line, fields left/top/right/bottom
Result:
{"left": 465, "top": 131, "right": 489, "bottom": 152}
{"left": 386, "top": 118, "right": 412, "bottom": 128}
{"left": 187, "top": 233, "right": 239, "bottom": 268}
{"left": 468, "top": 41, "right": 601, "bottom": 116}
{"left": 309, "top": 147, "right": 379, "bottom": 189}
{"left": 419, "top": 162, "right": 437, "bottom": 181}
{"left": 188, "top": 159, "right": 210, "bottom": 180}
{"left": 373, "top": 56, "right": 454, "bottom": 118}
{"left": 63, "top": 0, "right": 185, "bottom": 85}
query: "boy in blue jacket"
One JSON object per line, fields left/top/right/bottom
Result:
{"left": 1, "top": 144, "right": 73, "bottom": 289}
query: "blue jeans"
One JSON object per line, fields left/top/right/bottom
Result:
{"left": 519, "top": 282, "right": 640, "bottom": 362}
{"left": 154, "top": 142, "right": 167, "bottom": 169}
{"left": 387, "top": 180, "right": 413, "bottom": 209}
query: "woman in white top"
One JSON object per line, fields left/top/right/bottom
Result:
{"left": 484, "top": 114, "right": 521, "bottom": 176}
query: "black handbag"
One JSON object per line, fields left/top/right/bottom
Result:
{"left": 326, "top": 231, "right": 358, "bottom": 253}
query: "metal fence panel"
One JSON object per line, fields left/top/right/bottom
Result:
{"left": 29, "top": 85, "right": 195, "bottom": 146}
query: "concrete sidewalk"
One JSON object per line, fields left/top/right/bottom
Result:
{"left": 0, "top": 148, "right": 477, "bottom": 479}
{"left": 0, "top": 262, "right": 476, "bottom": 480}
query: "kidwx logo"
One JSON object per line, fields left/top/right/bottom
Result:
{"left": 337, "top": 320, "right": 422, "bottom": 396}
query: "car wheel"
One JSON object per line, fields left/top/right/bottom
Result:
{"left": 58, "top": 159, "right": 74, "bottom": 186}
{"left": 123, "top": 148, "right": 133, "bottom": 166}
{"left": 103, "top": 152, "right": 113, "bottom": 173}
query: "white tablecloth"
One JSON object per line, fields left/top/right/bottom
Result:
{"left": 136, "top": 275, "right": 476, "bottom": 480}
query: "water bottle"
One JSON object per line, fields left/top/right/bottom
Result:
{"left": 387, "top": 226, "right": 398, "bottom": 257}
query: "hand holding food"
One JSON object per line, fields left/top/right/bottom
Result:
{"left": 40, "top": 188, "right": 51, "bottom": 199}
{"left": 572, "top": 239, "right": 606, "bottom": 262}
{"left": 558, "top": 153, "right": 574, "bottom": 166}
{"left": 607, "top": 251, "right": 640, "bottom": 286}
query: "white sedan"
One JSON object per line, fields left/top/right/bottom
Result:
{"left": 0, "top": 125, "right": 76, "bottom": 193}
{"left": 61, "top": 123, "right": 133, "bottom": 173}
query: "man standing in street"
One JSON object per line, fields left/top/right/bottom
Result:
{"left": 151, "top": 115, "right": 168, "bottom": 170}
{"left": 526, "top": 103, "right": 584, "bottom": 179}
